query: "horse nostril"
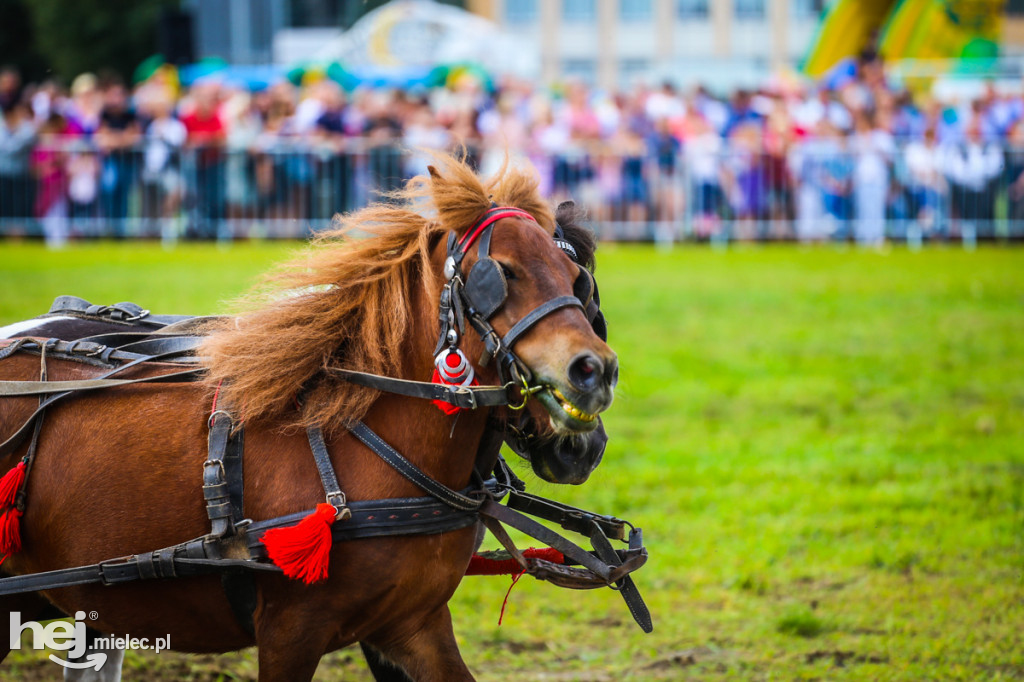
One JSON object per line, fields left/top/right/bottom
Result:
{"left": 568, "top": 353, "right": 604, "bottom": 392}
{"left": 605, "top": 356, "right": 619, "bottom": 388}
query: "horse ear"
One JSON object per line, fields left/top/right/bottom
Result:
{"left": 427, "top": 165, "right": 441, "bottom": 180}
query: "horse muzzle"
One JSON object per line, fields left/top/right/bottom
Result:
{"left": 534, "top": 352, "right": 617, "bottom": 434}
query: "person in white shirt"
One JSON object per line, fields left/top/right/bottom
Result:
{"left": 851, "top": 111, "right": 894, "bottom": 246}
{"left": 941, "top": 118, "right": 1003, "bottom": 238}
{"left": 903, "top": 126, "right": 947, "bottom": 238}
{"left": 140, "top": 93, "right": 187, "bottom": 239}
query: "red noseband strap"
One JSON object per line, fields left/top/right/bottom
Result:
{"left": 457, "top": 207, "right": 538, "bottom": 254}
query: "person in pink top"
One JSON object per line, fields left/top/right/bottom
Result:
{"left": 31, "top": 113, "right": 68, "bottom": 247}
{"left": 180, "top": 82, "right": 226, "bottom": 238}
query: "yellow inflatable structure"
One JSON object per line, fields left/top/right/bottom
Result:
{"left": 803, "top": 0, "right": 1004, "bottom": 78}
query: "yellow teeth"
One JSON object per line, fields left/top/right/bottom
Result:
{"left": 551, "top": 388, "right": 597, "bottom": 422}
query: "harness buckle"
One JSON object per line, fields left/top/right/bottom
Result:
{"left": 98, "top": 557, "right": 137, "bottom": 586}
{"left": 452, "top": 385, "right": 477, "bottom": 410}
{"left": 203, "top": 459, "right": 226, "bottom": 481}
{"left": 478, "top": 329, "right": 501, "bottom": 368}
{"left": 122, "top": 309, "right": 151, "bottom": 322}
{"left": 327, "top": 492, "right": 351, "bottom": 520}
{"left": 208, "top": 409, "right": 233, "bottom": 430}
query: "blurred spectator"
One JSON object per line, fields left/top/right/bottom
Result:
{"left": 181, "top": 82, "right": 226, "bottom": 238}
{"left": 32, "top": 113, "right": 68, "bottom": 247}
{"left": 724, "top": 90, "right": 762, "bottom": 137}
{"left": 724, "top": 122, "right": 769, "bottom": 239}
{"left": 403, "top": 99, "right": 450, "bottom": 179}
{"left": 902, "top": 126, "right": 946, "bottom": 238}
{"left": 942, "top": 117, "right": 1003, "bottom": 237}
{"left": 64, "top": 73, "right": 103, "bottom": 137}
{"left": 222, "top": 89, "right": 262, "bottom": 224}
{"left": 790, "top": 128, "right": 828, "bottom": 242}
{"left": 96, "top": 78, "right": 141, "bottom": 235}
{"left": 6, "top": 54, "right": 1024, "bottom": 244}
{"left": 360, "top": 90, "right": 404, "bottom": 198}
{"left": 139, "top": 92, "right": 186, "bottom": 239}
{"left": 614, "top": 122, "right": 648, "bottom": 236}
{"left": 645, "top": 81, "right": 684, "bottom": 123}
{"left": 0, "top": 99, "right": 36, "bottom": 233}
{"left": 851, "top": 110, "right": 893, "bottom": 245}
{"left": 685, "top": 111, "right": 725, "bottom": 237}
{"left": 818, "top": 121, "right": 854, "bottom": 237}
{"left": 648, "top": 117, "right": 682, "bottom": 229}
{"left": 1004, "top": 119, "right": 1024, "bottom": 227}
{"left": 0, "top": 67, "right": 22, "bottom": 111}
{"left": 312, "top": 82, "right": 355, "bottom": 218}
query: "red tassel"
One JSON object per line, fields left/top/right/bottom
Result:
{"left": 466, "top": 547, "right": 565, "bottom": 576}
{"left": 0, "top": 462, "right": 26, "bottom": 509}
{"left": 498, "top": 570, "right": 527, "bottom": 626}
{"left": 260, "top": 503, "right": 337, "bottom": 584}
{"left": 0, "top": 507, "right": 23, "bottom": 555}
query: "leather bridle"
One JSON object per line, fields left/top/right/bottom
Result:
{"left": 435, "top": 206, "right": 595, "bottom": 407}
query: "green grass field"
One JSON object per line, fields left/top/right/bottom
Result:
{"left": 0, "top": 241, "right": 1022, "bottom": 681}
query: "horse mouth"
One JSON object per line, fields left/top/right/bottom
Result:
{"left": 537, "top": 386, "right": 600, "bottom": 433}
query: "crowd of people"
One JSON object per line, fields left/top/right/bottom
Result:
{"left": 2, "top": 50, "right": 1024, "bottom": 246}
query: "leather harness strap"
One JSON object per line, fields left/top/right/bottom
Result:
{"left": 47, "top": 295, "right": 192, "bottom": 327}
{"left": 0, "top": 550, "right": 281, "bottom": 596}
{"left": 203, "top": 408, "right": 256, "bottom": 635}
{"left": 0, "top": 337, "right": 199, "bottom": 365}
{"left": 588, "top": 521, "right": 653, "bottom": 633}
{"left": 306, "top": 425, "right": 350, "bottom": 515}
{"left": 204, "top": 411, "right": 244, "bottom": 539}
{"left": 504, "top": 486, "right": 628, "bottom": 540}
{"left": 327, "top": 368, "right": 511, "bottom": 410}
{"left": 500, "top": 295, "right": 583, "bottom": 349}
{"left": 0, "top": 369, "right": 203, "bottom": 397}
{"left": 349, "top": 421, "right": 483, "bottom": 512}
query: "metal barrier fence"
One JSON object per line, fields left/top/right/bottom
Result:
{"left": 2, "top": 138, "right": 1024, "bottom": 246}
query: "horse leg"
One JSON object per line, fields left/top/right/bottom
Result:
{"left": 360, "top": 642, "right": 414, "bottom": 682}
{"left": 254, "top": 605, "right": 334, "bottom": 682}
{"left": 368, "top": 605, "right": 474, "bottom": 682}
{"left": 64, "top": 629, "right": 125, "bottom": 682}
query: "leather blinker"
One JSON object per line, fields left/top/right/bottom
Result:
{"left": 464, "top": 257, "right": 508, "bottom": 320}
{"left": 573, "top": 266, "right": 595, "bottom": 309}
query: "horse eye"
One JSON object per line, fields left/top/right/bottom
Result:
{"left": 499, "top": 263, "right": 517, "bottom": 280}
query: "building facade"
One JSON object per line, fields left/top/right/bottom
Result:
{"left": 470, "top": 0, "right": 824, "bottom": 91}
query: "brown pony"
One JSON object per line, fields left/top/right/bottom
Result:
{"left": 0, "top": 156, "right": 617, "bottom": 681}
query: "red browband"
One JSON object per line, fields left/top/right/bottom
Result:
{"left": 457, "top": 207, "right": 538, "bottom": 254}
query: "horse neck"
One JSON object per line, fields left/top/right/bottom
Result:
{"left": 358, "top": 245, "right": 491, "bottom": 493}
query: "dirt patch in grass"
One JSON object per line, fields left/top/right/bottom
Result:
{"left": 805, "top": 649, "right": 888, "bottom": 667}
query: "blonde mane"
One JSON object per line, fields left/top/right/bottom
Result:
{"left": 199, "top": 154, "right": 555, "bottom": 431}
